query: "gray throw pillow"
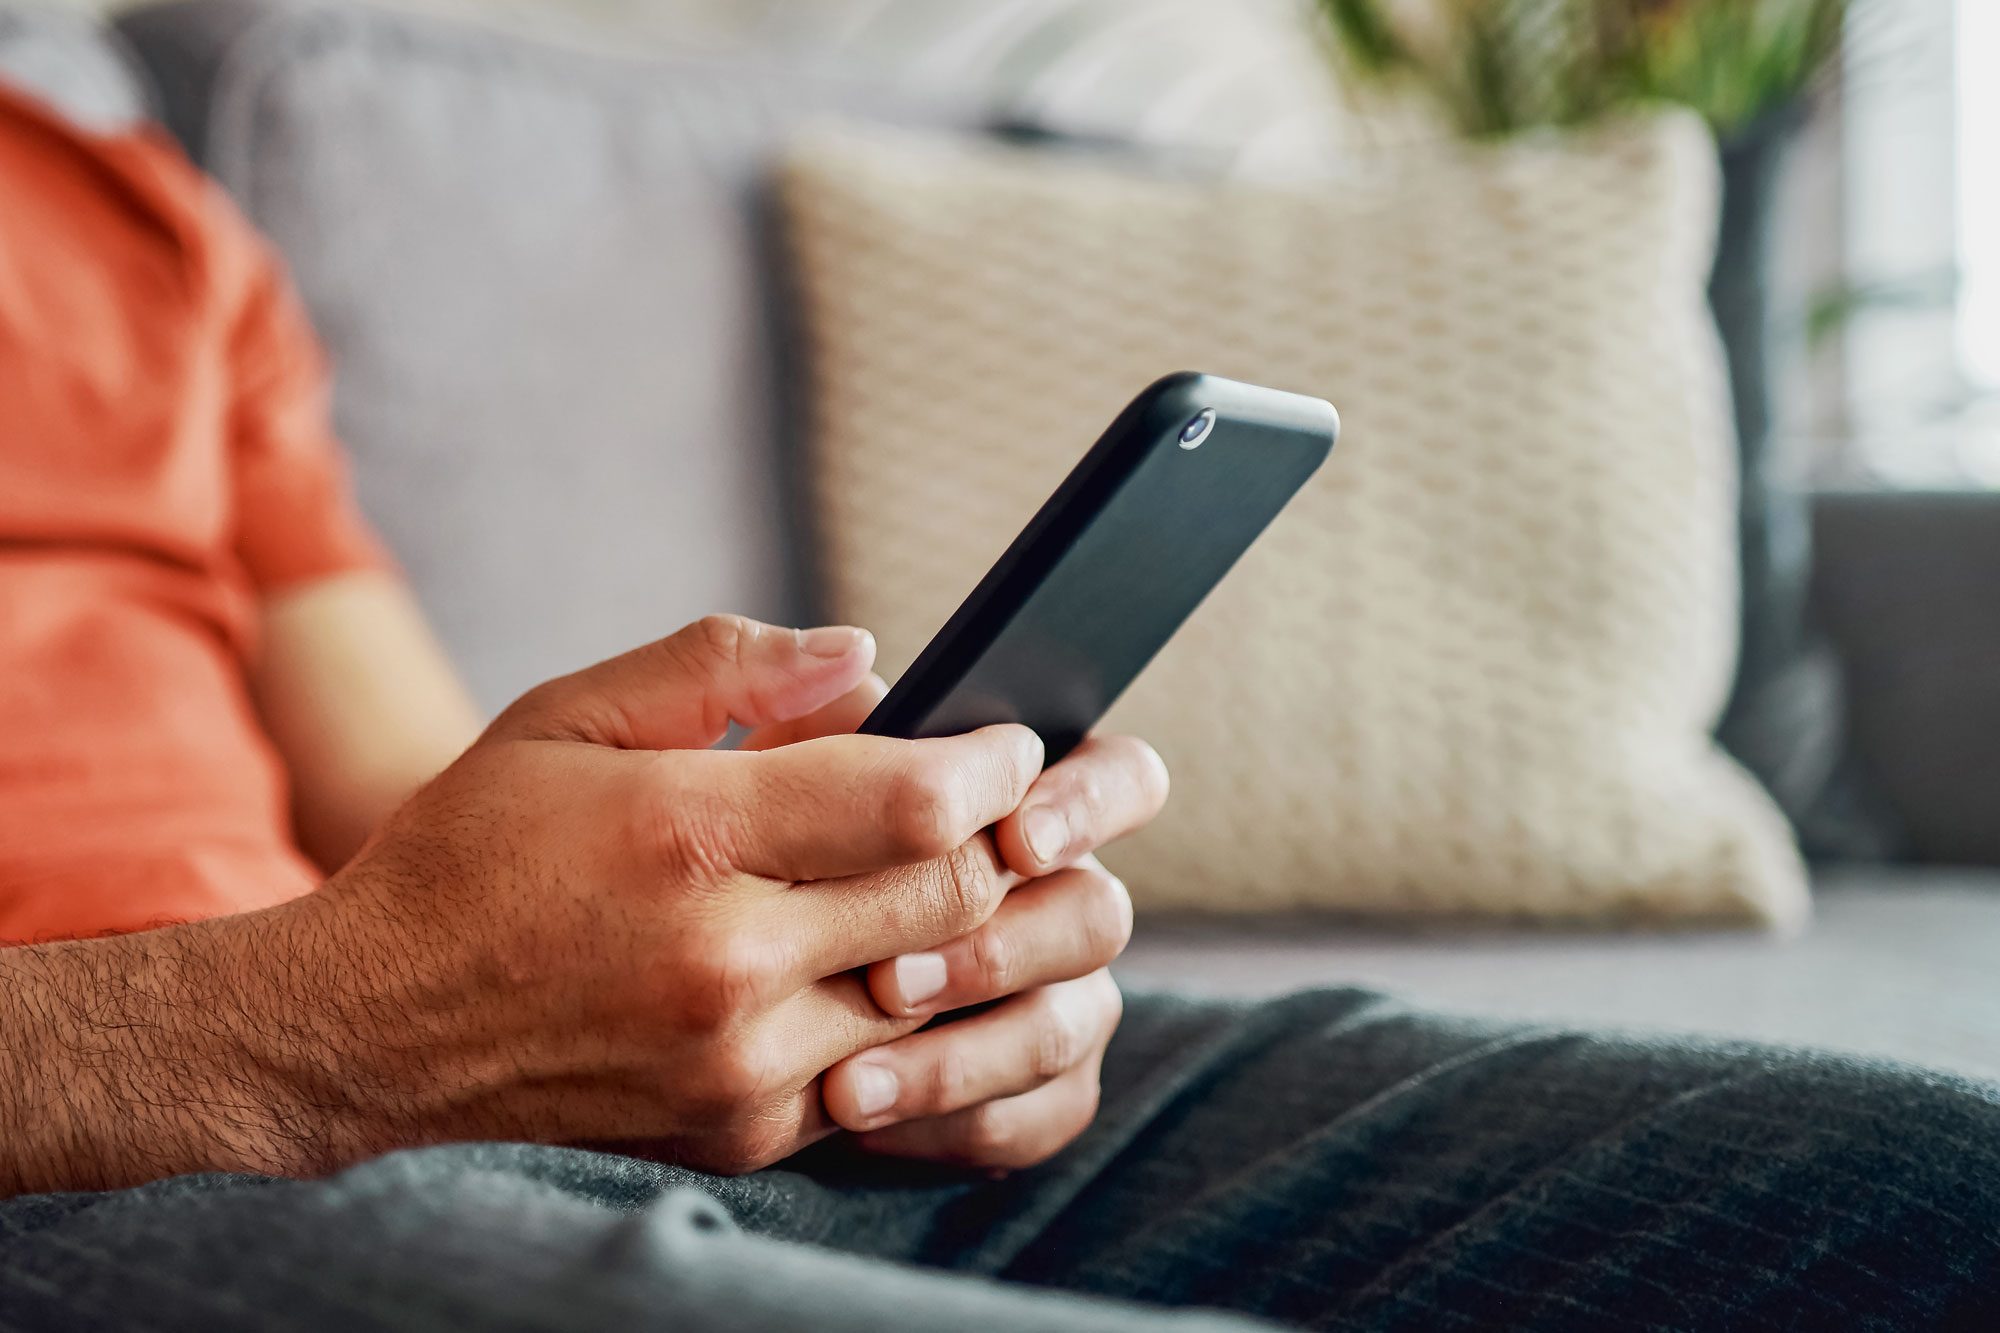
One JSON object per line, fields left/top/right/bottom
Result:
{"left": 120, "top": 0, "right": 971, "bottom": 712}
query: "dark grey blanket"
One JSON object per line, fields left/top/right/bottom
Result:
{"left": 4, "top": 989, "right": 1995, "bottom": 1331}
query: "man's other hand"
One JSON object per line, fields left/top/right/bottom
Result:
{"left": 271, "top": 616, "right": 1164, "bottom": 1178}
{"left": 739, "top": 672, "right": 1166, "bottom": 1171}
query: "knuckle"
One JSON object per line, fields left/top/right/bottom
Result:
{"left": 687, "top": 613, "right": 755, "bottom": 668}
{"left": 681, "top": 929, "right": 787, "bottom": 1030}
{"left": 498, "top": 679, "right": 557, "bottom": 726}
{"left": 923, "top": 1043, "right": 975, "bottom": 1117}
{"left": 632, "top": 757, "right": 735, "bottom": 880}
{"left": 1097, "top": 971, "right": 1125, "bottom": 1030}
{"left": 960, "top": 1101, "right": 1018, "bottom": 1162}
{"left": 697, "top": 1037, "right": 789, "bottom": 1125}
{"left": 1106, "top": 735, "right": 1171, "bottom": 814}
{"left": 491, "top": 678, "right": 575, "bottom": 740}
{"left": 1071, "top": 764, "right": 1110, "bottom": 830}
{"left": 1076, "top": 872, "right": 1135, "bottom": 965}
{"left": 884, "top": 757, "right": 969, "bottom": 861}
{"left": 1133, "top": 739, "right": 1171, "bottom": 809}
{"left": 1030, "top": 995, "right": 1086, "bottom": 1081}
{"left": 660, "top": 616, "right": 766, "bottom": 739}
{"left": 934, "top": 841, "right": 1000, "bottom": 934}
{"left": 964, "top": 921, "right": 1019, "bottom": 997}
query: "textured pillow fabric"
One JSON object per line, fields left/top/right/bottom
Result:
{"left": 781, "top": 117, "right": 1810, "bottom": 927}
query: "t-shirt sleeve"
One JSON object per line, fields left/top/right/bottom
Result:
{"left": 213, "top": 188, "right": 393, "bottom": 590}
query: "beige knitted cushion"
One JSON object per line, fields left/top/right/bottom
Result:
{"left": 779, "top": 116, "right": 1809, "bottom": 927}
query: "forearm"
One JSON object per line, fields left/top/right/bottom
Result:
{"left": 0, "top": 908, "right": 334, "bottom": 1197}
{"left": 255, "top": 572, "right": 483, "bottom": 872}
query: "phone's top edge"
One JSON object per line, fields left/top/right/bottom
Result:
{"left": 1146, "top": 371, "right": 1339, "bottom": 447}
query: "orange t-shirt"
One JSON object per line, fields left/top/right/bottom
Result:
{"left": 0, "top": 83, "right": 390, "bottom": 943}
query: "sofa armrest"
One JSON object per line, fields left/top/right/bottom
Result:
{"left": 1813, "top": 490, "right": 2000, "bottom": 866}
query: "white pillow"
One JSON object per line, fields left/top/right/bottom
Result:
{"left": 780, "top": 116, "right": 1809, "bottom": 927}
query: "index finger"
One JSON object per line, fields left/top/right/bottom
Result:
{"left": 738, "top": 673, "right": 888, "bottom": 752}
{"left": 722, "top": 724, "right": 1044, "bottom": 883}
{"left": 991, "top": 734, "right": 1169, "bottom": 878}
{"left": 788, "top": 830, "right": 1020, "bottom": 979}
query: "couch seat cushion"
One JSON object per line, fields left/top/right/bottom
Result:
{"left": 1118, "top": 867, "right": 2000, "bottom": 1081}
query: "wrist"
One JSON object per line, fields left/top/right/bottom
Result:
{"left": 0, "top": 900, "right": 360, "bottom": 1195}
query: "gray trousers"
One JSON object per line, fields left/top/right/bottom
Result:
{"left": 4, "top": 988, "right": 1996, "bottom": 1331}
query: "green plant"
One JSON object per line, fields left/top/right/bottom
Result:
{"left": 1626, "top": 0, "right": 1847, "bottom": 132}
{"left": 1316, "top": 0, "right": 1849, "bottom": 138}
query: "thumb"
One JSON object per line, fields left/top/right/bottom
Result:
{"left": 492, "top": 615, "right": 877, "bottom": 751}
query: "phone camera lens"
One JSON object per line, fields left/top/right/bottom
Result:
{"left": 1178, "top": 409, "right": 1217, "bottom": 450}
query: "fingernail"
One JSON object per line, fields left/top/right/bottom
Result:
{"left": 1024, "top": 805, "right": 1069, "bottom": 866}
{"left": 893, "top": 951, "right": 948, "bottom": 1009}
{"left": 800, "top": 626, "right": 865, "bottom": 658}
{"left": 850, "top": 1062, "right": 898, "bottom": 1120}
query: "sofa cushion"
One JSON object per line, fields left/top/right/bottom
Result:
{"left": 0, "top": 1, "right": 150, "bottom": 130}
{"left": 118, "top": 0, "right": 972, "bottom": 711}
{"left": 1119, "top": 866, "right": 2000, "bottom": 1082}
{"left": 782, "top": 119, "right": 1807, "bottom": 926}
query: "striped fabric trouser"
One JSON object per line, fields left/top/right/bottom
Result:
{"left": 3, "top": 988, "right": 1996, "bottom": 1331}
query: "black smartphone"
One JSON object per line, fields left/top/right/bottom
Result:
{"left": 859, "top": 372, "right": 1339, "bottom": 761}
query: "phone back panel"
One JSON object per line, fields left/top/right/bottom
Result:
{"left": 860, "top": 373, "right": 1338, "bottom": 760}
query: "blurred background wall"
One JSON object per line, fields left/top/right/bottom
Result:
{"left": 49, "top": 0, "right": 1991, "bottom": 487}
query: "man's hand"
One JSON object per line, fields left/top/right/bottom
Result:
{"left": 0, "top": 617, "right": 1165, "bottom": 1194}
{"left": 740, "top": 675, "right": 1165, "bottom": 1170}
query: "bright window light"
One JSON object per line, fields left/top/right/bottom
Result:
{"left": 1962, "top": 0, "right": 2000, "bottom": 387}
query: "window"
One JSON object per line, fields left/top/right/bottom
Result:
{"left": 1828, "top": 0, "right": 2000, "bottom": 480}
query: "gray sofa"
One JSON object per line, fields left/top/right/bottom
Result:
{"left": 8, "top": 0, "right": 1997, "bottom": 1079}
